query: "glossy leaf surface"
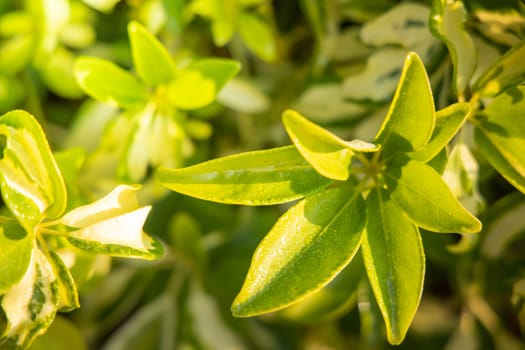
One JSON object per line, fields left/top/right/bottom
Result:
{"left": 430, "top": 0, "right": 476, "bottom": 95}
{"left": 128, "top": 21, "right": 177, "bottom": 87}
{"left": 474, "top": 86, "right": 525, "bottom": 194}
{"left": 410, "top": 102, "right": 470, "bottom": 162}
{"left": 385, "top": 157, "right": 481, "bottom": 233}
{"left": 232, "top": 185, "right": 366, "bottom": 316}
{"left": 189, "top": 58, "right": 241, "bottom": 92}
{"left": 282, "top": 109, "right": 354, "bottom": 181}
{"left": 0, "top": 221, "right": 32, "bottom": 294}
{"left": 74, "top": 56, "right": 149, "bottom": 109}
{"left": 361, "top": 187, "right": 425, "bottom": 345}
{"left": 0, "top": 110, "right": 67, "bottom": 230}
{"left": 473, "top": 39, "right": 525, "bottom": 97}
{"left": 156, "top": 146, "right": 333, "bottom": 205}
{"left": 374, "top": 52, "right": 435, "bottom": 157}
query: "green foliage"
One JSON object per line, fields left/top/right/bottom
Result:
{"left": 0, "top": 0, "right": 524, "bottom": 349}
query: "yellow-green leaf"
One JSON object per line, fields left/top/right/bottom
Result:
{"left": 282, "top": 109, "right": 355, "bottom": 181}
{"left": 232, "top": 184, "right": 366, "bottom": 317}
{"left": 410, "top": 102, "right": 470, "bottom": 163}
{"left": 156, "top": 146, "right": 333, "bottom": 205}
{"left": 384, "top": 157, "right": 481, "bottom": 233}
{"left": 361, "top": 187, "right": 425, "bottom": 345}
{"left": 0, "top": 221, "right": 33, "bottom": 294}
{"left": 474, "top": 86, "right": 525, "bottom": 194}
{"left": 374, "top": 52, "right": 435, "bottom": 158}
{"left": 74, "top": 56, "right": 149, "bottom": 110}
{"left": 473, "top": 38, "right": 525, "bottom": 97}
{"left": 238, "top": 11, "right": 277, "bottom": 62}
{"left": 128, "top": 21, "right": 177, "bottom": 87}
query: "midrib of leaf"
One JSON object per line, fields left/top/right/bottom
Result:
{"left": 256, "top": 188, "right": 362, "bottom": 299}
{"left": 375, "top": 188, "right": 399, "bottom": 334}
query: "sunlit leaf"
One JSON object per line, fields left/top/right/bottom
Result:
{"left": 168, "top": 70, "right": 216, "bottom": 110}
{"left": 361, "top": 187, "right": 425, "bottom": 345}
{"left": 59, "top": 185, "right": 163, "bottom": 260}
{"left": 474, "top": 86, "right": 525, "bottom": 194}
{"left": 430, "top": 0, "right": 477, "bottom": 95}
{"left": 374, "top": 52, "right": 435, "bottom": 157}
{"left": 1, "top": 248, "right": 59, "bottom": 349}
{"left": 0, "top": 110, "right": 67, "bottom": 230}
{"left": 232, "top": 184, "right": 366, "bottom": 316}
{"left": 128, "top": 20, "right": 177, "bottom": 87}
{"left": 0, "top": 221, "right": 33, "bottom": 294}
{"left": 472, "top": 38, "right": 525, "bottom": 97}
{"left": 238, "top": 11, "right": 277, "bottom": 61}
{"left": 189, "top": 58, "right": 241, "bottom": 92}
{"left": 385, "top": 157, "right": 481, "bottom": 233}
{"left": 74, "top": 56, "right": 149, "bottom": 110}
{"left": 282, "top": 109, "right": 355, "bottom": 181}
{"left": 156, "top": 146, "right": 333, "bottom": 205}
{"left": 410, "top": 102, "right": 470, "bottom": 163}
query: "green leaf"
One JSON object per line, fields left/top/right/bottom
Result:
{"left": 39, "top": 48, "right": 84, "bottom": 99}
{"left": 128, "top": 20, "right": 177, "bottom": 87}
{"left": 278, "top": 253, "right": 364, "bottom": 324}
{"left": 361, "top": 187, "right": 425, "bottom": 345}
{"left": 410, "top": 102, "right": 470, "bottom": 162}
{"left": 384, "top": 157, "right": 481, "bottom": 233}
{"left": 0, "top": 221, "right": 33, "bottom": 294}
{"left": 0, "top": 110, "right": 67, "bottom": 230}
{"left": 472, "top": 38, "right": 525, "bottom": 97}
{"left": 59, "top": 185, "right": 163, "bottom": 260}
{"left": 189, "top": 58, "right": 241, "bottom": 92}
{"left": 1, "top": 248, "right": 59, "bottom": 349}
{"left": 429, "top": 0, "right": 477, "bottom": 95}
{"left": 474, "top": 86, "right": 525, "bottom": 194}
{"left": 74, "top": 56, "right": 149, "bottom": 110}
{"left": 47, "top": 251, "right": 79, "bottom": 312}
{"left": 29, "top": 316, "right": 88, "bottom": 350}
{"left": 168, "top": 69, "right": 216, "bottom": 110}
{"left": 231, "top": 184, "right": 366, "bottom": 317}
{"left": 374, "top": 52, "right": 435, "bottom": 157}
{"left": 282, "top": 109, "right": 355, "bottom": 181}
{"left": 156, "top": 145, "right": 333, "bottom": 205}
{"left": 238, "top": 11, "right": 277, "bottom": 62}
{"left": 0, "top": 35, "right": 33, "bottom": 75}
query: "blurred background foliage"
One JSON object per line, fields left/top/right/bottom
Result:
{"left": 1, "top": 0, "right": 525, "bottom": 348}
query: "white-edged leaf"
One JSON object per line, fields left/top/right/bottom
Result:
{"left": 1, "top": 248, "right": 59, "bottom": 349}
{"left": 59, "top": 185, "right": 163, "bottom": 260}
{"left": 0, "top": 110, "right": 67, "bottom": 231}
